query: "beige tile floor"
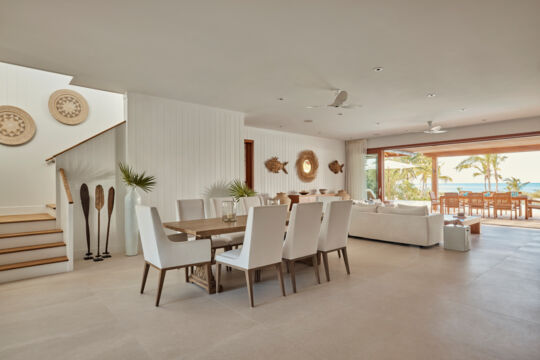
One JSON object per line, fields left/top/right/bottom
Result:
{"left": 1, "top": 225, "right": 540, "bottom": 360}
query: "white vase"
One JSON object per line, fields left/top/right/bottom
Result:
{"left": 124, "top": 187, "right": 141, "bottom": 256}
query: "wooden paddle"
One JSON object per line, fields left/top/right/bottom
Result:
{"left": 80, "top": 184, "right": 93, "bottom": 260}
{"left": 102, "top": 187, "right": 115, "bottom": 258}
{"left": 93, "top": 185, "right": 105, "bottom": 262}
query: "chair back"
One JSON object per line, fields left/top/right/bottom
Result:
{"left": 468, "top": 192, "right": 484, "bottom": 207}
{"left": 366, "top": 189, "right": 376, "bottom": 200}
{"left": 210, "top": 197, "right": 234, "bottom": 218}
{"left": 237, "top": 205, "right": 288, "bottom": 269}
{"left": 318, "top": 200, "right": 353, "bottom": 252}
{"left": 176, "top": 199, "right": 205, "bottom": 221}
{"left": 282, "top": 202, "right": 323, "bottom": 259}
{"left": 444, "top": 192, "right": 459, "bottom": 207}
{"left": 135, "top": 205, "right": 168, "bottom": 268}
{"left": 493, "top": 192, "right": 512, "bottom": 206}
{"left": 240, "top": 196, "right": 262, "bottom": 215}
{"left": 429, "top": 191, "right": 437, "bottom": 202}
{"left": 316, "top": 196, "right": 341, "bottom": 214}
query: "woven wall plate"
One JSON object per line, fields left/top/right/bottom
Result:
{"left": 296, "top": 150, "right": 319, "bottom": 183}
{"left": 48, "top": 89, "right": 89, "bottom": 125}
{"left": 0, "top": 106, "right": 37, "bottom": 146}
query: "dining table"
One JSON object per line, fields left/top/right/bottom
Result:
{"left": 163, "top": 215, "right": 250, "bottom": 294}
{"left": 439, "top": 194, "right": 531, "bottom": 219}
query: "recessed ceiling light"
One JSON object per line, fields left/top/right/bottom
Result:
{"left": 277, "top": 97, "right": 285, "bottom": 101}
{"left": 482, "top": 119, "right": 487, "bottom": 122}
{"left": 459, "top": 108, "right": 466, "bottom": 112}
{"left": 337, "top": 112, "right": 343, "bottom": 116}
{"left": 373, "top": 67, "right": 384, "bottom": 72}
{"left": 304, "top": 119, "right": 313, "bottom": 123}
{"left": 426, "top": 93, "right": 436, "bottom": 98}
{"left": 376, "top": 122, "right": 380, "bottom": 126}
{"left": 279, "top": 125, "right": 284, "bottom": 128}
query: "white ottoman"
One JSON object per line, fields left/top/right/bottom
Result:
{"left": 444, "top": 225, "right": 471, "bottom": 251}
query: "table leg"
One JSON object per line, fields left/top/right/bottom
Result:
{"left": 470, "top": 222, "right": 480, "bottom": 234}
{"left": 187, "top": 237, "right": 221, "bottom": 294}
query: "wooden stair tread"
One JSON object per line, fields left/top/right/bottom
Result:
{"left": 0, "top": 256, "right": 68, "bottom": 271}
{"left": 0, "top": 213, "right": 55, "bottom": 224}
{"left": 0, "top": 229, "right": 63, "bottom": 239}
{"left": 46, "top": 203, "right": 56, "bottom": 210}
{"left": 0, "top": 242, "right": 65, "bottom": 255}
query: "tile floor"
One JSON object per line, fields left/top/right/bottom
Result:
{"left": 1, "top": 225, "right": 540, "bottom": 360}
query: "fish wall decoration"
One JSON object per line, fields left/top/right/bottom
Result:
{"left": 329, "top": 160, "right": 344, "bottom": 174}
{"left": 265, "top": 157, "right": 288, "bottom": 174}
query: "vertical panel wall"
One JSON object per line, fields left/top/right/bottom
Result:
{"left": 126, "top": 93, "right": 244, "bottom": 222}
{"left": 244, "top": 127, "right": 346, "bottom": 198}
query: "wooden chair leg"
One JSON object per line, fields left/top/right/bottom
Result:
{"left": 322, "top": 252, "right": 330, "bottom": 282}
{"left": 216, "top": 263, "right": 221, "bottom": 293}
{"left": 337, "top": 249, "right": 341, "bottom": 258}
{"left": 155, "top": 269, "right": 167, "bottom": 307}
{"left": 312, "top": 254, "right": 320, "bottom": 284}
{"left": 184, "top": 267, "right": 189, "bottom": 283}
{"left": 289, "top": 260, "right": 297, "bottom": 293}
{"left": 317, "top": 252, "right": 321, "bottom": 265}
{"left": 141, "top": 262, "right": 150, "bottom": 294}
{"left": 276, "top": 263, "right": 286, "bottom": 297}
{"left": 245, "top": 269, "right": 254, "bottom": 307}
{"left": 341, "top": 247, "right": 351, "bottom": 275}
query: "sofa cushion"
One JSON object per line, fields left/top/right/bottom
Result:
{"left": 352, "top": 204, "right": 378, "bottom": 213}
{"left": 377, "top": 206, "right": 426, "bottom": 216}
{"left": 397, "top": 204, "right": 429, "bottom": 216}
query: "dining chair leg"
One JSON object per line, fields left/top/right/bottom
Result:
{"left": 289, "top": 260, "right": 297, "bottom": 293}
{"left": 276, "top": 263, "right": 286, "bottom": 297}
{"left": 184, "top": 267, "right": 189, "bottom": 283}
{"left": 155, "top": 269, "right": 167, "bottom": 307}
{"left": 245, "top": 269, "right": 254, "bottom": 307}
{"left": 215, "top": 263, "right": 221, "bottom": 293}
{"left": 341, "top": 247, "right": 351, "bottom": 275}
{"left": 286, "top": 261, "right": 290, "bottom": 273}
{"left": 322, "top": 252, "right": 330, "bottom": 282}
{"left": 312, "top": 254, "right": 320, "bottom": 284}
{"left": 337, "top": 249, "right": 341, "bottom": 258}
{"left": 317, "top": 252, "right": 321, "bottom": 265}
{"left": 141, "top": 262, "right": 150, "bottom": 294}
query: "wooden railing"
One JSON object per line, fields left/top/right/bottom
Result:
{"left": 59, "top": 168, "right": 74, "bottom": 204}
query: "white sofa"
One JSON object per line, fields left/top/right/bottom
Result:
{"left": 349, "top": 204, "right": 443, "bottom": 247}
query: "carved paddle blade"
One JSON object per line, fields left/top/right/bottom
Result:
{"left": 107, "top": 187, "right": 115, "bottom": 216}
{"left": 80, "top": 184, "right": 90, "bottom": 217}
{"left": 95, "top": 185, "right": 104, "bottom": 210}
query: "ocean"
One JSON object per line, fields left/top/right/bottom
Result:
{"left": 437, "top": 182, "right": 540, "bottom": 193}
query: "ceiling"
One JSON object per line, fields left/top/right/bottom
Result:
{"left": 2, "top": 0, "right": 540, "bottom": 140}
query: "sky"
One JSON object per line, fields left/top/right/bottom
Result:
{"left": 438, "top": 151, "right": 540, "bottom": 183}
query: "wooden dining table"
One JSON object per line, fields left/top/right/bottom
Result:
{"left": 439, "top": 194, "right": 531, "bottom": 219}
{"left": 163, "top": 215, "right": 250, "bottom": 294}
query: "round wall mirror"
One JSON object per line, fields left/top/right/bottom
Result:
{"left": 296, "top": 150, "right": 319, "bottom": 182}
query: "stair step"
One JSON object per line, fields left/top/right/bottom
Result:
{"left": 0, "top": 242, "right": 65, "bottom": 255}
{"left": 0, "top": 213, "right": 55, "bottom": 224}
{"left": 0, "top": 256, "right": 68, "bottom": 272}
{"left": 0, "top": 229, "right": 63, "bottom": 239}
{"left": 46, "top": 204, "right": 56, "bottom": 210}
{"left": 0, "top": 229, "right": 63, "bottom": 249}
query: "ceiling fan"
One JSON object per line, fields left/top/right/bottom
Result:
{"left": 423, "top": 121, "right": 447, "bottom": 134}
{"left": 306, "top": 90, "right": 361, "bottom": 109}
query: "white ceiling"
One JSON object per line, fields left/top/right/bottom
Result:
{"left": 1, "top": 0, "right": 540, "bottom": 140}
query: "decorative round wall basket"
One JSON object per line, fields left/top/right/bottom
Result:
{"left": 48, "top": 89, "right": 89, "bottom": 125}
{"left": 0, "top": 106, "right": 36, "bottom": 146}
{"left": 296, "top": 150, "right": 319, "bottom": 183}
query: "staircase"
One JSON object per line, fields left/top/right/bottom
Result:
{"left": 0, "top": 212, "right": 69, "bottom": 283}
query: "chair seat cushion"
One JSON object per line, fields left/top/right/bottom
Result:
{"left": 215, "top": 249, "right": 242, "bottom": 265}
{"left": 218, "top": 232, "right": 244, "bottom": 245}
{"left": 167, "top": 233, "right": 188, "bottom": 242}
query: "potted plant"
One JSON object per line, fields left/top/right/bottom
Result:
{"left": 119, "top": 163, "right": 156, "bottom": 256}
{"left": 220, "top": 179, "right": 256, "bottom": 222}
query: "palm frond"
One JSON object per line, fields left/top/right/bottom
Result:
{"left": 228, "top": 179, "right": 256, "bottom": 200}
{"left": 119, "top": 162, "right": 156, "bottom": 193}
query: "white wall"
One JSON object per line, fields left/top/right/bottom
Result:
{"left": 55, "top": 124, "right": 126, "bottom": 260}
{"left": 126, "top": 93, "right": 244, "bottom": 223}
{"left": 0, "top": 62, "right": 124, "bottom": 209}
{"left": 244, "top": 127, "right": 346, "bottom": 197}
{"left": 366, "top": 116, "right": 540, "bottom": 149}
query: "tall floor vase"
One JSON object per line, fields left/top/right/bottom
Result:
{"left": 124, "top": 187, "right": 141, "bottom": 256}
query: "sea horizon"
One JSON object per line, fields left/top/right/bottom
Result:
{"left": 436, "top": 182, "right": 540, "bottom": 193}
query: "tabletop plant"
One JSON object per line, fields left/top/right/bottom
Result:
{"left": 119, "top": 162, "right": 156, "bottom": 193}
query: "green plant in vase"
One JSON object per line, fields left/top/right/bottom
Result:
{"left": 228, "top": 179, "right": 256, "bottom": 201}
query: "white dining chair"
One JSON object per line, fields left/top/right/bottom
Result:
{"left": 170, "top": 199, "right": 205, "bottom": 242}
{"left": 210, "top": 197, "right": 244, "bottom": 246}
{"left": 318, "top": 200, "right": 353, "bottom": 282}
{"left": 282, "top": 202, "right": 323, "bottom": 293}
{"left": 215, "top": 205, "right": 289, "bottom": 307}
{"left": 135, "top": 205, "right": 212, "bottom": 306}
{"left": 240, "top": 195, "right": 262, "bottom": 214}
{"left": 316, "top": 195, "right": 341, "bottom": 214}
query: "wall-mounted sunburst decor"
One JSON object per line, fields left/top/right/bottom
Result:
{"left": 296, "top": 150, "right": 319, "bottom": 182}
{"left": 48, "top": 89, "right": 89, "bottom": 125}
{"left": 0, "top": 106, "right": 36, "bottom": 146}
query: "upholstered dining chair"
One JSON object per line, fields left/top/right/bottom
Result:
{"left": 316, "top": 196, "right": 341, "bottom": 214}
{"left": 240, "top": 196, "right": 262, "bottom": 215}
{"left": 210, "top": 197, "right": 244, "bottom": 246}
{"left": 135, "top": 205, "right": 212, "bottom": 306}
{"left": 493, "top": 192, "right": 517, "bottom": 219}
{"left": 282, "top": 202, "right": 323, "bottom": 293}
{"left": 215, "top": 205, "right": 289, "bottom": 307}
{"left": 317, "top": 200, "right": 353, "bottom": 282}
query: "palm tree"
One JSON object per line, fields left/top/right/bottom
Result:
{"left": 491, "top": 154, "right": 507, "bottom": 192}
{"left": 456, "top": 155, "right": 493, "bottom": 191}
{"left": 504, "top": 177, "right": 530, "bottom": 192}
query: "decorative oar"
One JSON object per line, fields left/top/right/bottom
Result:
{"left": 102, "top": 187, "right": 115, "bottom": 258}
{"left": 80, "top": 184, "right": 93, "bottom": 260}
{"left": 93, "top": 185, "right": 105, "bottom": 262}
